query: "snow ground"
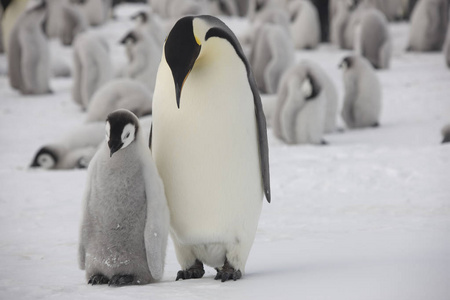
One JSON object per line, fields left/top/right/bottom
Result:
{"left": 1, "top": 4, "right": 450, "bottom": 300}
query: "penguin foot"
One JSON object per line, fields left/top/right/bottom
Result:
{"left": 214, "top": 260, "right": 242, "bottom": 282}
{"left": 88, "top": 274, "right": 109, "bottom": 285}
{"left": 108, "top": 274, "right": 134, "bottom": 286}
{"left": 176, "top": 259, "right": 205, "bottom": 281}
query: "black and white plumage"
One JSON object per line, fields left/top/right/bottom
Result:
{"left": 339, "top": 55, "right": 382, "bottom": 129}
{"left": 30, "top": 122, "right": 105, "bottom": 170}
{"left": 356, "top": 8, "right": 392, "bottom": 69}
{"left": 119, "top": 29, "right": 161, "bottom": 92}
{"left": 273, "top": 61, "right": 328, "bottom": 145}
{"left": 79, "top": 109, "right": 169, "bottom": 286}
{"left": 152, "top": 15, "right": 270, "bottom": 282}
{"left": 289, "top": 0, "right": 321, "bottom": 50}
{"left": 407, "top": 0, "right": 448, "bottom": 51}
{"left": 72, "top": 31, "right": 112, "bottom": 110}
{"left": 8, "top": 0, "right": 51, "bottom": 95}
{"left": 249, "top": 23, "right": 295, "bottom": 94}
{"left": 86, "top": 78, "right": 153, "bottom": 122}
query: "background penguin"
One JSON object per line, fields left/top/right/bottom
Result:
{"left": 79, "top": 109, "right": 169, "bottom": 286}
{"left": 343, "top": 1, "right": 370, "bottom": 50}
{"left": 1, "top": 0, "right": 29, "bottom": 53}
{"left": 357, "top": 8, "right": 392, "bottom": 69}
{"left": 0, "top": 4, "right": 4, "bottom": 53}
{"left": 407, "top": 0, "right": 448, "bottom": 51}
{"left": 364, "top": 0, "right": 404, "bottom": 21}
{"left": 130, "top": 10, "right": 165, "bottom": 47}
{"left": 150, "top": 0, "right": 203, "bottom": 19}
{"left": 273, "top": 61, "right": 328, "bottom": 145}
{"left": 7, "top": 0, "right": 51, "bottom": 95}
{"left": 72, "top": 31, "right": 112, "bottom": 110}
{"left": 118, "top": 29, "right": 161, "bottom": 93}
{"left": 329, "top": 0, "right": 352, "bottom": 48}
{"left": 151, "top": 15, "right": 271, "bottom": 282}
{"left": 59, "top": 0, "right": 89, "bottom": 46}
{"left": 339, "top": 55, "right": 382, "bottom": 129}
{"left": 44, "top": 0, "right": 64, "bottom": 38}
{"left": 76, "top": 0, "right": 111, "bottom": 26}
{"left": 442, "top": 123, "right": 450, "bottom": 143}
{"left": 289, "top": 0, "right": 321, "bottom": 50}
{"left": 249, "top": 23, "right": 295, "bottom": 94}
{"left": 30, "top": 122, "right": 106, "bottom": 170}
{"left": 445, "top": 23, "right": 450, "bottom": 68}
{"left": 208, "top": 0, "right": 250, "bottom": 16}
{"left": 86, "top": 78, "right": 153, "bottom": 122}
{"left": 310, "top": 0, "right": 330, "bottom": 42}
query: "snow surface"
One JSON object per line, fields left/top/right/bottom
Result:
{"left": 1, "top": 3, "right": 450, "bottom": 300}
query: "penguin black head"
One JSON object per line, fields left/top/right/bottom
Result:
{"left": 105, "top": 109, "right": 139, "bottom": 157}
{"left": 120, "top": 31, "right": 138, "bottom": 45}
{"left": 339, "top": 56, "right": 354, "bottom": 70}
{"left": 131, "top": 11, "right": 148, "bottom": 23}
{"left": 165, "top": 16, "right": 201, "bottom": 109}
{"left": 301, "top": 72, "right": 321, "bottom": 101}
{"left": 164, "top": 15, "right": 247, "bottom": 109}
{"left": 31, "top": 146, "right": 58, "bottom": 169}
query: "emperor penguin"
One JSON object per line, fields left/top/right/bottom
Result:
{"left": 44, "top": 0, "right": 64, "bottom": 38}
{"left": 442, "top": 123, "right": 450, "bottom": 143}
{"left": 407, "top": 0, "right": 448, "bottom": 51}
{"left": 273, "top": 61, "right": 328, "bottom": 145}
{"left": 59, "top": 0, "right": 89, "bottom": 46}
{"left": 343, "top": 1, "right": 370, "bottom": 50}
{"left": 289, "top": 0, "right": 321, "bottom": 50}
{"left": 339, "top": 55, "right": 382, "bottom": 129}
{"left": 119, "top": 29, "right": 161, "bottom": 92}
{"left": 86, "top": 78, "right": 153, "bottom": 123}
{"left": 445, "top": 23, "right": 450, "bottom": 68}
{"left": 151, "top": 15, "right": 271, "bottom": 281}
{"left": 7, "top": 0, "right": 51, "bottom": 95}
{"left": 357, "top": 8, "right": 392, "bottom": 69}
{"left": 150, "top": 0, "right": 203, "bottom": 19}
{"left": 72, "top": 31, "right": 112, "bottom": 110}
{"left": 249, "top": 23, "right": 295, "bottom": 94}
{"left": 30, "top": 122, "right": 106, "bottom": 170}
{"left": 210, "top": 0, "right": 250, "bottom": 16}
{"left": 79, "top": 109, "right": 169, "bottom": 286}
{"left": 131, "top": 11, "right": 166, "bottom": 47}
{"left": 77, "top": 0, "right": 111, "bottom": 26}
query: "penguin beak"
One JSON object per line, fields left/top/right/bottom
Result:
{"left": 175, "top": 71, "right": 192, "bottom": 109}
{"left": 108, "top": 140, "right": 123, "bottom": 157}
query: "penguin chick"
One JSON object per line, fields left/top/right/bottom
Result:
{"left": 59, "top": 0, "right": 89, "bottom": 46}
{"left": 445, "top": 23, "right": 450, "bottom": 68}
{"left": 8, "top": 0, "right": 52, "bottom": 95}
{"left": 357, "top": 8, "right": 392, "bottom": 69}
{"left": 30, "top": 122, "right": 106, "bottom": 170}
{"left": 151, "top": 0, "right": 203, "bottom": 19}
{"left": 249, "top": 23, "right": 295, "bottom": 94}
{"left": 131, "top": 11, "right": 166, "bottom": 46}
{"left": 77, "top": 0, "right": 111, "bottom": 26}
{"left": 119, "top": 29, "right": 161, "bottom": 93}
{"left": 79, "top": 109, "right": 169, "bottom": 286}
{"left": 86, "top": 78, "right": 153, "bottom": 123}
{"left": 343, "top": 1, "right": 370, "bottom": 50}
{"left": 73, "top": 31, "right": 112, "bottom": 110}
{"left": 339, "top": 55, "right": 382, "bottom": 129}
{"left": 273, "top": 61, "right": 327, "bottom": 144}
{"left": 330, "top": 0, "right": 352, "bottom": 48}
{"left": 442, "top": 123, "right": 450, "bottom": 143}
{"left": 152, "top": 15, "right": 271, "bottom": 282}
{"left": 289, "top": 0, "right": 321, "bottom": 50}
{"left": 407, "top": 0, "right": 448, "bottom": 51}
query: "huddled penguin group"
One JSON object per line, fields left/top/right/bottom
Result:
{"left": 1, "top": 0, "right": 448, "bottom": 288}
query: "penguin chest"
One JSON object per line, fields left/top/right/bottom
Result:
{"left": 153, "top": 60, "right": 263, "bottom": 243}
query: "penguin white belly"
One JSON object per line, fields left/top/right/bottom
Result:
{"left": 153, "top": 54, "right": 263, "bottom": 248}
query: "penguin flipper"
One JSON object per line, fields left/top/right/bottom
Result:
{"left": 141, "top": 149, "right": 169, "bottom": 281}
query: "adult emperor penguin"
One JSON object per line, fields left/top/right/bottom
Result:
{"left": 79, "top": 109, "right": 169, "bottom": 285}
{"left": 339, "top": 55, "right": 382, "bottom": 128}
{"left": 151, "top": 15, "right": 271, "bottom": 282}
{"left": 8, "top": 0, "right": 51, "bottom": 95}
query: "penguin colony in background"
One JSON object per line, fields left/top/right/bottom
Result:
{"left": 79, "top": 109, "right": 169, "bottom": 285}
{"left": 1, "top": 0, "right": 448, "bottom": 287}
{"left": 151, "top": 15, "right": 270, "bottom": 281}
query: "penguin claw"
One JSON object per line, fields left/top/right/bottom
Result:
{"left": 108, "top": 274, "right": 134, "bottom": 286}
{"left": 215, "top": 260, "right": 242, "bottom": 282}
{"left": 176, "top": 260, "right": 205, "bottom": 281}
{"left": 88, "top": 274, "right": 109, "bottom": 285}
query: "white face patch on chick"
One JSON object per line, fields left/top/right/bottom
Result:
{"left": 301, "top": 77, "right": 313, "bottom": 98}
{"left": 120, "top": 123, "right": 136, "bottom": 150}
{"left": 37, "top": 153, "right": 56, "bottom": 169}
